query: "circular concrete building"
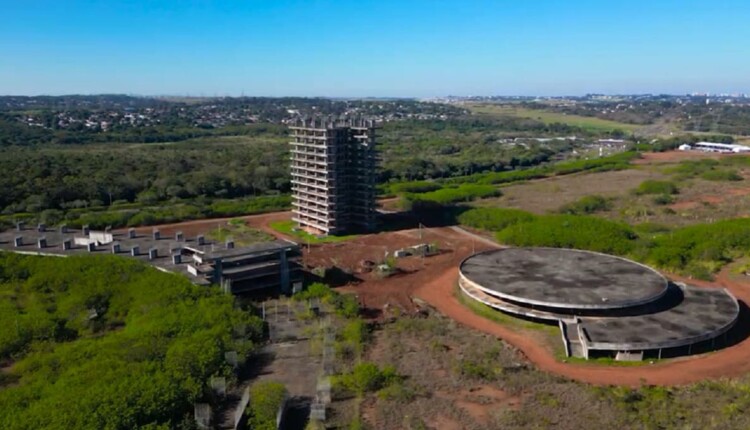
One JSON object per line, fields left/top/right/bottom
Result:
{"left": 459, "top": 248, "right": 740, "bottom": 361}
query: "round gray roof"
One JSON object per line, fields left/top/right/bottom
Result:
{"left": 459, "top": 248, "right": 669, "bottom": 310}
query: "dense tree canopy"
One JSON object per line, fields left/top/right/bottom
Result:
{"left": 0, "top": 254, "right": 263, "bottom": 429}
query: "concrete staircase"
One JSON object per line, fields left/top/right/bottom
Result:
{"left": 563, "top": 321, "right": 586, "bottom": 358}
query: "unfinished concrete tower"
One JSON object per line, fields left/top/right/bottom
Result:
{"left": 289, "top": 118, "right": 377, "bottom": 235}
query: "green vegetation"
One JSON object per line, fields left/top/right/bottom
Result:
{"left": 459, "top": 205, "right": 750, "bottom": 279}
{"left": 497, "top": 214, "right": 637, "bottom": 255}
{"left": 0, "top": 253, "right": 262, "bottom": 429}
{"left": 441, "top": 150, "right": 638, "bottom": 186}
{"left": 457, "top": 207, "right": 535, "bottom": 231}
{"left": 293, "top": 282, "right": 361, "bottom": 319}
{"left": 2, "top": 194, "right": 291, "bottom": 231}
{"left": 633, "top": 180, "right": 679, "bottom": 195}
{"left": 666, "top": 159, "right": 744, "bottom": 182}
{"left": 701, "top": 169, "right": 743, "bottom": 181}
{"left": 647, "top": 218, "right": 750, "bottom": 278}
{"left": 402, "top": 184, "right": 500, "bottom": 209}
{"left": 385, "top": 181, "right": 442, "bottom": 194}
{"left": 247, "top": 381, "right": 288, "bottom": 430}
{"left": 468, "top": 103, "right": 640, "bottom": 133}
{"left": 206, "top": 218, "right": 272, "bottom": 246}
{"left": 0, "top": 136, "right": 289, "bottom": 215}
{"left": 269, "top": 220, "right": 358, "bottom": 244}
{"left": 558, "top": 195, "right": 612, "bottom": 215}
{"left": 334, "top": 362, "right": 400, "bottom": 396}
{"left": 651, "top": 194, "right": 676, "bottom": 205}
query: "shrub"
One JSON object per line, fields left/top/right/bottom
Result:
{"left": 404, "top": 184, "right": 500, "bottom": 206}
{"left": 294, "top": 282, "right": 333, "bottom": 301}
{"left": 496, "top": 215, "right": 637, "bottom": 255}
{"left": 558, "top": 195, "right": 611, "bottom": 215}
{"left": 388, "top": 181, "right": 442, "bottom": 194}
{"left": 633, "top": 180, "right": 679, "bottom": 195}
{"left": 248, "top": 381, "right": 288, "bottom": 430}
{"left": 667, "top": 159, "right": 718, "bottom": 178}
{"left": 457, "top": 207, "right": 535, "bottom": 231}
{"left": 646, "top": 218, "right": 750, "bottom": 274}
{"left": 701, "top": 169, "right": 743, "bottom": 182}
{"left": 651, "top": 194, "right": 675, "bottom": 205}
{"left": 335, "top": 362, "right": 399, "bottom": 396}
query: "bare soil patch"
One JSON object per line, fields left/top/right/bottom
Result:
{"left": 634, "top": 150, "right": 728, "bottom": 164}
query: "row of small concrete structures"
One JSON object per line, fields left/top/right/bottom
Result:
{"left": 12, "top": 221, "right": 237, "bottom": 265}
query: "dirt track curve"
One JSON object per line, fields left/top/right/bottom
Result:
{"left": 414, "top": 262, "right": 750, "bottom": 387}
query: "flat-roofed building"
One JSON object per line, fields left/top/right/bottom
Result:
{"left": 185, "top": 240, "right": 303, "bottom": 294}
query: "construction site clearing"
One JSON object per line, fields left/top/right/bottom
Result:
{"left": 4, "top": 210, "right": 750, "bottom": 386}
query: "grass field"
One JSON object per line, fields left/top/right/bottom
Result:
{"left": 472, "top": 152, "right": 750, "bottom": 227}
{"left": 468, "top": 103, "right": 643, "bottom": 133}
{"left": 475, "top": 168, "right": 667, "bottom": 214}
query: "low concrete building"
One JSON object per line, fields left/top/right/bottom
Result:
{"left": 186, "top": 240, "right": 302, "bottom": 294}
{"left": 0, "top": 226, "right": 303, "bottom": 296}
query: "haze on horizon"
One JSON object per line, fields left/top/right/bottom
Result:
{"left": 2, "top": 0, "right": 749, "bottom": 98}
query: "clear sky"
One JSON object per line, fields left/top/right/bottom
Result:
{"left": 1, "top": 0, "right": 749, "bottom": 97}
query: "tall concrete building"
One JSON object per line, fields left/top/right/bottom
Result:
{"left": 289, "top": 118, "right": 377, "bottom": 235}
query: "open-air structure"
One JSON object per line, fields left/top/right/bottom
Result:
{"left": 459, "top": 247, "right": 740, "bottom": 361}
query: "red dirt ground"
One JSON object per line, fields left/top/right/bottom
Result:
{"left": 634, "top": 150, "right": 728, "bottom": 164}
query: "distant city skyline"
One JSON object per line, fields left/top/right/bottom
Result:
{"left": 2, "top": 0, "right": 749, "bottom": 97}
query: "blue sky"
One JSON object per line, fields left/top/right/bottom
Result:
{"left": 1, "top": 0, "right": 749, "bottom": 97}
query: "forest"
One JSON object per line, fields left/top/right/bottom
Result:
{"left": 0, "top": 113, "right": 582, "bottom": 220}
{"left": 0, "top": 253, "right": 263, "bottom": 429}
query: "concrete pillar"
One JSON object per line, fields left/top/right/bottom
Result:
{"left": 175, "top": 231, "right": 184, "bottom": 242}
{"left": 15, "top": 221, "right": 24, "bottom": 231}
{"left": 62, "top": 239, "right": 72, "bottom": 250}
{"left": 213, "top": 258, "right": 223, "bottom": 285}
{"left": 112, "top": 243, "right": 121, "bottom": 254}
{"left": 14, "top": 236, "right": 23, "bottom": 247}
{"left": 131, "top": 246, "right": 140, "bottom": 256}
{"left": 172, "top": 254, "right": 182, "bottom": 264}
{"left": 37, "top": 223, "right": 46, "bottom": 232}
{"left": 87, "top": 242, "right": 96, "bottom": 252}
{"left": 60, "top": 224, "right": 68, "bottom": 234}
{"left": 37, "top": 237, "right": 47, "bottom": 249}
{"left": 128, "top": 228, "right": 136, "bottom": 239}
{"left": 152, "top": 229, "right": 160, "bottom": 240}
{"left": 279, "top": 250, "right": 290, "bottom": 295}
{"left": 82, "top": 225, "right": 90, "bottom": 236}
{"left": 225, "top": 240, "right": 234, "bottom": 249}
{"left": 197, "top": 235, "right": 205, "bottom": 246}
{"left": 148, "top": 248, "right": 158, "bottom": 260}
{"left": 222, "top": 278, "right": 233, "bottom": 294}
